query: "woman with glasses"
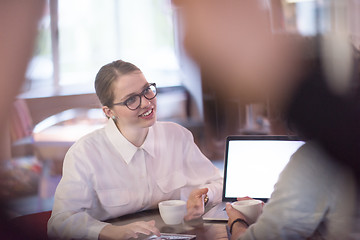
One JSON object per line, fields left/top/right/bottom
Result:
{"left": 47, "top": 60, "right": 223, "bottom": 240}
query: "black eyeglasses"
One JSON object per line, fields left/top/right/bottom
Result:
{"left": 113, "top": 83, "right": 157, "bottom": 110}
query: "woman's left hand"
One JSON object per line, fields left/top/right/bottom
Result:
{"left": 184, "top": 188, "right": 208, "bottom": 221}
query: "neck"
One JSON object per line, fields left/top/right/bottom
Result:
{"left": 115, "top": 123, "right": 149, "bottom": 147}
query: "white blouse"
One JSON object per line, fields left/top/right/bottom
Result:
{"left": 47, "top": 119, "right": 223, "bottom": 239}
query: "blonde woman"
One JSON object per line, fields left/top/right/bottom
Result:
{"left": 48, "top": 60, "right": 223, "bottom": 240}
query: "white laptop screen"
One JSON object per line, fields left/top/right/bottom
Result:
{"left": 223, "top": 136, "right": 305, "bottom": 201}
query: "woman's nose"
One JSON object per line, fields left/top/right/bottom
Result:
{"left": 140, "top": 95, "right": 151, "bottom": 108}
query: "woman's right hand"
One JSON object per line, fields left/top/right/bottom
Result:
{"left": 99, "top": 220, "right": 160, "bottom": 239}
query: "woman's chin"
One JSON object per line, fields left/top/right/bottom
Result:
{"left": 139, "top": 115, "right": 156, "bottom": 128}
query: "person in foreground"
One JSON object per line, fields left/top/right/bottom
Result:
{"left": 174, "top": 0, "right": 360, "bottom": 239}
{"left": 47, "top": 60, "right": 223, "bottom": 239}
{"left": 225, "top": 136, "right": 357, "bottom": 240}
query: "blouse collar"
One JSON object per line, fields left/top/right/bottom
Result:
{"left": 105, "top": 119, "right": 155, "bottom": 164}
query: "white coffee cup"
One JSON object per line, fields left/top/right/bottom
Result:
{"left": 231, "top": 199, "right": 263, "bottom": 224}
{"left": 158, "top": 200, "right": 186, "bottom": 225}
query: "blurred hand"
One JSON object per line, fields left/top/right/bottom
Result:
{"left": 184, "top": 188, "right": 208, "bottom": 221}
{"left": 99, "top": 220, "right": 160, "bottom": 240}
{"left": 237, "top": 196, "right": 265, "bottom": 207}
{"left": 225, "top": 203, "right": 247, "bottom": 240}
{"left": 237, "top": 196, "right": 252, "bottom": 201}
{"left": 225, "top": 202, "right": 247, "bottom": 228}
{"left": 226, "top": 197, "right": 264, "bottom": 239}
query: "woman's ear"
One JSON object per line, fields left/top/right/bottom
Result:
{"left": 102, "top": 106, "right": 112, "bottom": 119}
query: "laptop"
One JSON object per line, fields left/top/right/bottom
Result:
{"left": 203, "top": 135, "right": 305, "bottom": 221}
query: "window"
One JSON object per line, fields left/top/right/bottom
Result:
{"left": 24, "top": 0, "right": 181, "bottom": 95}
{"left": 24, "top": 1, "right": 52, "bottom": 92}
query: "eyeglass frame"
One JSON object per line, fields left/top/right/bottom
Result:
{"left": 112, "top": 83, "right": 157, "bottom": 110}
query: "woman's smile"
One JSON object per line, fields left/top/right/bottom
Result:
{"left": 138, "top": 107, "right": 155, "bottom": 119}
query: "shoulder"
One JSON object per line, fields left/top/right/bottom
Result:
{"left": 279, "top": 141, "right": 346, "bottom": 189}
{"left": 153, "top": 121, "right": 192, "bottom": 136}
{"left": 66, "top": 127, "right": 106, "bottom": 157}
{"left": 290, "top": 141, "right": 336, "bottom": 171}
{"left": 62, "top": 127, "right": 108, "bottom": 173}
{"left": 151, "top": 121, "right": 195, "bottom": 146}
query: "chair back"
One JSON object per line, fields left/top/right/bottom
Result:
{"left": 7, "top": 211, "right": 52, "bottom": 240}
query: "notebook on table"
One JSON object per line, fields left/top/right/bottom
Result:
{"left": 203, "top": 135, "right": 305, "bottom": 221}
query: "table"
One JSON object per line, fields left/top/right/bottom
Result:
{"left": 107, "top": 209, "right": 229, "bottom": 240}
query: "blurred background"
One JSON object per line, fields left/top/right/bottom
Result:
{"left": 2, "top": 0, "right": 360, "bottom": 219}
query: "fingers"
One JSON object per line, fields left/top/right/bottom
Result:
{"left": 184, "top": 212, "right": 193, "bottom": 221}
{"left": 236, "top": 196, "right": 265, "bottom": 207}
{"left": 185, "top": 188, "right": 208, "bottom": 221}
{"left": 226, "top": 202, "right": 246, "bottom": 225}
{"left": 198, "top": 187, "right": 209, "bottom": 195}
{"left": 184, "top": 207, "right": 203, "bottom": 221}
{"left": 187, "top": 188, "right": 209, "bottom": 204}
{"left": 225, "top": 202, "right": 232, "bottom": 210}
{"left": 225, "top": 202, "right": 236, "bottom": 216}
{"left": 147, "top": 220, "right": 161, "bottom": 236}
{"left": 236, "top": 196, "right": 253, "bottom": 201}
{"left": 185, "top": 206, "right": 204, "bottom": 220}
{"left": 187, "top": 189, "right": 206, "bottom": 208}
{"left": 190, "top": 188, "right": 208, "bottom": 198}
{"left": 139, "top": 221, "right": 161, "bottom": 237}
{"left": 127, "top": 221, "right": 161, "bottom": 238}
{"left": 184, "top": 212, "right": 202, "bottom": 221}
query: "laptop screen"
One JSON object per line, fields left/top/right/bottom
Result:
{"left": 222, "top": 136, "right": 305, "bottom": 202}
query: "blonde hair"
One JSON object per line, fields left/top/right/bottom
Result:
{"left": 94, "top": 60, "right": 141, "bottom": 108}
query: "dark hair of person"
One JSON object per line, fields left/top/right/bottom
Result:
{"left": 285, "top": 38, "right": 360, "bottom": 176}
{"left": 94, "top": 60, "right": 141, "bottom": 108}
